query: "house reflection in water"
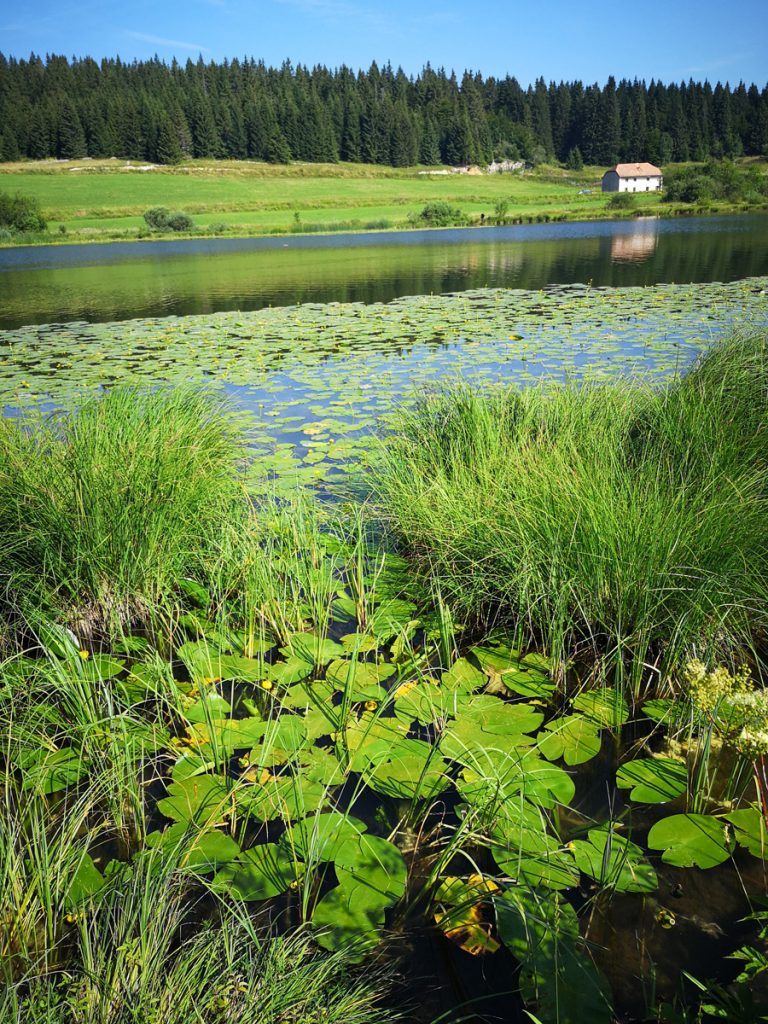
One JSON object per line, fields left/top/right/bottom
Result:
{"left": 610, "top": 218, "right": 660, "bottom": 263}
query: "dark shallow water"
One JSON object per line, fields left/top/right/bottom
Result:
{"left": 1, "top": 214, "right": 767, "bottom": 329}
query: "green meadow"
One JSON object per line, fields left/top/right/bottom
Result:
{"left": 0, "top": 158, "right": 648, "bottom": 241}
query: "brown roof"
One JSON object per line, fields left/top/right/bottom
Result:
{"left": 605, "top": 162, "right": 663, "bottom": 178}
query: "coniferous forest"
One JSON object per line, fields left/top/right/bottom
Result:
{"left": 0, "top": 52, "right": 767, "bottom": 167}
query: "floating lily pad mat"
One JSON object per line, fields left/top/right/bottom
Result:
{"left": 2, "top": 279, "right": 766, "bottom": 495}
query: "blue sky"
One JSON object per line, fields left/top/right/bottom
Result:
{"left": 2, "top": 0, "right": 766, "bottom": 86}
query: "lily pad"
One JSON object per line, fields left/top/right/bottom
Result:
{"left": 615, "top": 757, "right": 687, "bottom": 803}
{"left": 646, "top": 813, "right": 732, "bottom": 869}
{"left": 212, "top": 843, "right": 297, "bottom": 900}
{"left": 538, "top": 715, "right": 602, "bottom": 766}
{"left": 569, "top": 827, "right": 657, "bottom": 893}
{"left": 572, "top": 687, "right": 629, "bottom": 728}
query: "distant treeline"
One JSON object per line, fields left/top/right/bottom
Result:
{"left": 0, "top": 53, "right": 766, "bottom": 168}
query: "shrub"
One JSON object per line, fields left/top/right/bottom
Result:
{"left": 165, "top": 210, "right": 194, "bottom": 232}
{"left": 143, "top": 207, "right": 194, "bottom": 231}
{"left": 0, "top": 191, "right": 47, "bottom": 232}
{"left": 375, "top": 333, "right": 768, "bottom": 691}
{"left": 607, "top": 192, "right": 636, "bottom": 210}
{"left": 409, "top": 201, "right": 468, "bottom": 228}
{"left": 143, "top": 206, "right": 172, "bottom": 229}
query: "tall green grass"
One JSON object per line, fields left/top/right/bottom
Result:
{"left": 0, "top": 387, "right": 243, "bottom": 637}
{"left": 375, "top": 333, "right": 768, "bottom": 694}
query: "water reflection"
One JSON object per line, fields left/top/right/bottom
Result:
{"left": 610, "top": 218, "right": 660, "bottom": 263}
{"left": 0, "top": 214, "right": 766, "bottom": 329}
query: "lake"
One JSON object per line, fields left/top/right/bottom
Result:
{"left": 1, "top": 214, "right": 767, "bottom": 329}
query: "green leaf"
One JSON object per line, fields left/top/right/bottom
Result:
{"left": 615, "top": 757, "right": 687, "bottom": 803}
{"left": 569, "top": 827, "right": 657, "bottom": 893}
{"left": 281, "top": 812, "right": 368, "bottom": 863}
{"left": 267, "top": 656, "right": 314, "bottom": 686}
{"left": 361, "top": 738, "right": 451, "bottom": 801}
{"left": 184, "top": 694, "right": 232, "bottom": 724}
{"left": 281, "top": 632, "right": 345, "bottom": 665}
{"left": 156, "top": 775, "right": 230, "bottom": 825}
{"left": 538, "top": 715, "right": 602, "bottom": 766}
{"left": 441, "top": 657, "right": 487, "bottom": 694}
{"left": 18, "top": 746, "right": 87, "bottom": 794}
{"left": 394, "top": 681, "right": 456, "bottom": 726}
{"left": 334, "top": 834, "right": 407, "bottom": 904}
{"left": 178, "top": 577, "right": 211, "bottom": 608}
{"left": 368, "top": 599, "right": 418, "bottom": 641}
{"left": 572, "top": 688, "right": 629, "bottom": 728}
{"left": 66, "top": 854, "right": 105, "bottom": 907}
{"left": 647, "top": 814, "right": 732, "bottom": 868}
{"left": 496, "top": 889, "right": 612, "bottom": 1024}
{"left": 325, "top": 657, "right": 393, "bottom": 701}
{"left": 212, "top": 843, "right": 297, "bottom": 900}
{"left": 146, "top": 823, "right": 240, "bottom": 872}
{"left": 312, "top": 882, "right": 385, "bottom": 955}
{"left": 724, "top": 806, "right": 767, "bottom": 859}
{"left": 238, "top": 776, "right": 326, "bottom": 823}
{"left": 177, "top": 641, "right": 266, "bottom": 683}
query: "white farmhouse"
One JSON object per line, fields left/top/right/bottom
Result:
{"left": 601, "top": 162, "right": 663, "bottom": 193}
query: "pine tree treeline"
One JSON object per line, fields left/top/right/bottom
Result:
{"left": 1, "top": 53, "right": 766, "bottom": 167}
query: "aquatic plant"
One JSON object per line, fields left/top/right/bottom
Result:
{"left": 375, "top": 331, "right": 768, "bottom": 695}
{"left": 0, "top": 386, "right": 244, "bottom": 636}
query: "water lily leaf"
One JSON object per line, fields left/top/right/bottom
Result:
{"left": 368, "top": 599, "right": 418, "bottom": 641}
{"left": 282, "top": 812, "right": 368, "bottom": 863}
{"left": 312, "top": 882, "right": 385, "bottom": 955}
{"left": 18, "top": 746, "right": 86, "bottom": 794}
{"left": 67, "top": 854, "right": 105, "bottom": 907}
{"left": 496, "top": 889, "right": 611, "bottom": 1024}
{"left": 146, "top": 823, "right": 241, "bottom": 872}
{"left": 361, "top": 739, "right": 451, "bottom": 801}
{"left": 457, "top": 749, "right": 575, "bottom": 810}
{"left": 76, "top": 655, "right": 126, "bottom": 682}
{"left": 538, "top": 715, "right": 602, "bottom": 765}
{"left": 178, "top": 577, "right": 211, "bottom": 609}
{"left": 248, "top": 715, "right": 308, "bottom": 766}
{"left": 177, "top": 641, "right": 266, "bottom": 683}
{"left": 572, "top": 688, "right": 629, "bottom": 728}
{"left": 615, "top": 757, "right": 687, "bottom": 803}
{"left": 647, "top": 813, "right": 732, "bottom": 868}
{"left": 640, "top": 698, "right": 679, "bottom": 725}
{"left": 325, "top": 657, "right": 393, "bottom": 701}
{"left": 212, "top": 843, "right": 297, "bottom": 900}
{"left": 724, "top": 806, "right": 767, "bottom": 859}
{"left": 334, "top": 834, "right": 407, "bottom": 904}
{"left": 394, "top": 681, "right": 456, "bottom": 726}
{"left": 441, "top": 657, "right": 487, "bottom": 693}
{"left": 238, "top": 775, "right": 326, "bottom": 823}
{"left": 282, "top": 632, "right": 345, "bottom": 665}
{"left": 344, "top": 711, "right": 410, "bottom": 762}
{"left": 171, "top": 751, "right": 216, "bottom": 782}
{"left": 267, "top": 656, "right": 314, "bottom": 685}
{"left": 156, "top": 774, "right": 230, "bottom": 825}
{"left": 470, "top": 643, "right": 522, "bottom": 674}
{"left": 183, "top": 694, "right": 232, "bottom": 724}
{"left": 569, "top": 827, "right": 657, "bottom": 893}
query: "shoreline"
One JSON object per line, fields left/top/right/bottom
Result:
{"left": 3, "top": 201, "right": 767, "bottom": 251}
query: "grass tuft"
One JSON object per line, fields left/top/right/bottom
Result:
{"left": 0, "top": 386, "right": 243, "bottom": 638}
{"left": 375, "top": 332, "right": 768, "bottom": 694}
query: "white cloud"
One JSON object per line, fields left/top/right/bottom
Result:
{"left": 125, "top": 30, "right": 210, "bottom": 52}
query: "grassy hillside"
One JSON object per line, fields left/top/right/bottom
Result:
{"left": 0, "top": 159, "right": 634, "bottom": 241}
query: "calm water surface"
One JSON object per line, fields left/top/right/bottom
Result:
{"left": 1, "top": 214, "right": 767, "bottom": 329}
